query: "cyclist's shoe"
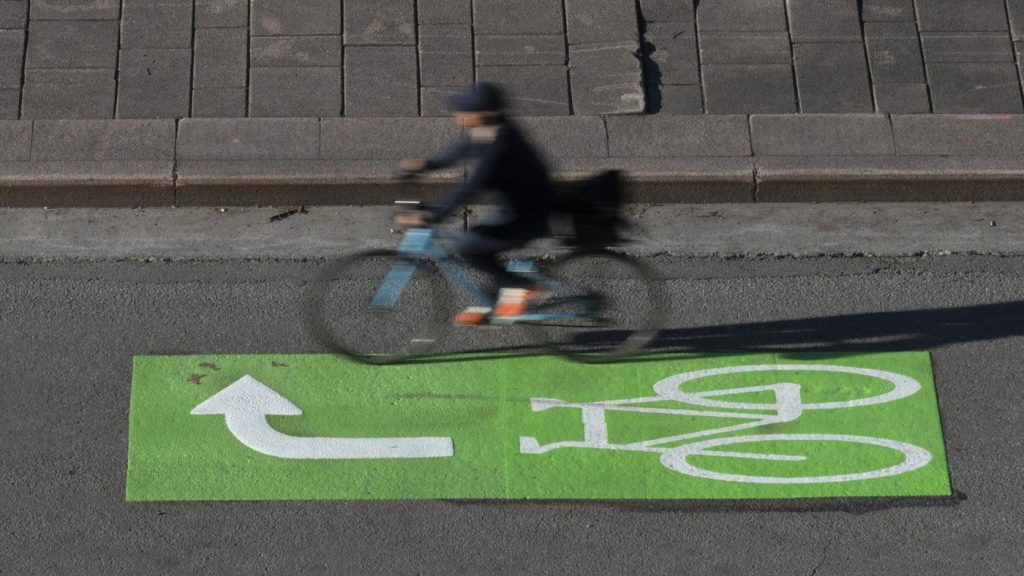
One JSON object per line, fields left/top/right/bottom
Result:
{"left": 492, "top": 287, "right": 547, "bottom": 323}
{"left": 454, "top": 306, "right": 492, "bottom": 326}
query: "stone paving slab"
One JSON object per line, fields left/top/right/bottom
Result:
{"left": 418, "top": 0, "right": 470, "bottom": 25}
{"left": 0, "top": 120, "right": 31, "bottom": 160}
{"left": 926, "top": 62, "right": 1024, "bottom": 113}
{"left": 565, "top": 0, "right": 637, "bottom": 45}
{"left": 345, "top": 46, "right": 418, "bottom": 117}
{"left": 25, "top": 20, "right": 118, "bottom": 68}
{"left": 0, "top": 29, "right": 23, "bottom": 89}
{"left": 195, "top": 0, "right": 246, "bottom": 28}
{"left": 864, "top": 25, "right": 926, "bottom": 85}
{"left": 474, "top": 0, "right": 564, "bottom": 35}
{"left": 639, "top": 0, "right": 692, "bottom": 24}
{"left": 0, "top": 1, "right": 27, "bottom": 28}
{"left": 915, "top": 0, "right": 1009, "bottom": 32}
{"left": 31, "top": 119, "right": 176, "bottom": 160}
{"left": 250, "top": 36, "right": 343, "bottom": 68}
{"left": 121, "top": 0, "right": 193, "bottom": 49}
{"left": 644, "top": 22, "right": 699, "bottom": 85}
{"left": 344, "top": 0, "right": 414, "bottom": 45}
{"left": 920, "top": 32, "right": 1015, "bottom": 63}
{"left": 787, "top": 0, "right": 862, "bottom": 42}
{"left": 873, "top": 83, "right": 931, "bottom": 113}
{"left": 116, "top": 48, "right": 192, "bottom": 118}
{"left": 476, "top": 65, "right": 570, "bottom": 116}
{"left": 892, "top": 114, "right": 1024, "bottom": 155}
{"left": 569, "top": 42, "right": 645, "bottom": 115}
{"left": 319, "top": 118, "right": 461, "bottom": 159}
{"left": 3, "top": 0, "right": 1024, "bottom": 118}
{"left": 21, "top": 69, "right": 116, "bottom": 119}
{"left": 419, "top": 25, "right": 473, "bottom": 85}
{"left": 1010, "top": 0, "right": 1024, "bottom": 40}
{"left": 696, "top": 0, "right": 788, "bottom": 32}
{"left": 176, "top": 117, "right": 319, "bottom": 160}
{"left": 862, "top": 0, "right": 916, "bottom": 22}
{"left": 698, "top": 31, "right": 791, "bottom": 65}
{"left": 191, "top": 87, "right": 247, "bottom": 118}
{"left": 751, "top": 115, "right": 895, "bottom": 156}
{"left": 606, "top": 115, "right": 751, "bottom": 157}
{"left": 249, "top": 66, "right": 342, "bottom": 117}
{"left": 251, "top": 0, "right": 339, "bottom": 36}
{"left": 703, "top": 64, "right": 798, "bottom": 113}
{"left": 475, "top": 34, "right": 564, "bottom": 67}
{"left": 646, "top": 84, "right": 703, "bottom": 114}
{"left": 516, "top": 116, "right": 609, "bottom": 158}
{"left": 30, "top": 0, "right": 119, "bottom": 20}
{"left": 193, "top": 28, "right": 248, "bottom": 89}
{"left": 793, "top": 43, "right": 874, "bottom": 113}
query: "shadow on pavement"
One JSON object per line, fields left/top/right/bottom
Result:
{"left": 448, "top": 490, "right": 967, "bottom": 514}
{"left": 388, "top": 300, "right": 1024, "bottom": 365}
{"left": 650, "top": 300, "right": 1024, "bottom": 355}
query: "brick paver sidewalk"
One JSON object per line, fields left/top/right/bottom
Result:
{"left": 5, "top": 0, "right": 1024, "bottom": 208}
{"left": 4, "top": 0, "right": 1024, "bottom": 119}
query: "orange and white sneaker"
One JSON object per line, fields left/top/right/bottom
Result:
{"left": 454, "top": 306, "right": 492, "bottom": 326}
{"left": 492, "top": 288, "right": 545, "bottom": 323}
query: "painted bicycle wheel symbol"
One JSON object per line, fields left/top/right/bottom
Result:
{"left": 519, "top": 364, "right": 933, "bottom": 484}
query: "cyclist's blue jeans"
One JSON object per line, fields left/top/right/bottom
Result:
{"left": 455, "top": 230, "right": 532, "bottom": 299}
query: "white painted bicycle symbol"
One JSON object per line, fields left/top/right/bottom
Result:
{"left": 519, "top": 365, "right": 933, "bottom": 484}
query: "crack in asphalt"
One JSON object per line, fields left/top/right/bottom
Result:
{"left": 809, "top": 520, "right": 838, "bottom": 576}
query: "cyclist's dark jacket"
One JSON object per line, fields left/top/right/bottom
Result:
{"left": 423, "top": 121, "right": 554, "bottom": 242}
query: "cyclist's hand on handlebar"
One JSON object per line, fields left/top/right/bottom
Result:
{"left": 395, "top": 213, "right": 428, "bottom": 227}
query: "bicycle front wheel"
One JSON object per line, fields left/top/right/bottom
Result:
{"left": 306, "top": 250, "right": 452, "bottom": 364}
{"left": 530, "top": 250, "right": 664, "bottom": 362}
{"left": 658, "top": 434, "right": 933, "bottom": 484}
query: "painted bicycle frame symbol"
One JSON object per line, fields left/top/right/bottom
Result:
{"left": 519, "top": 365, "right": 933, "bottom": 484}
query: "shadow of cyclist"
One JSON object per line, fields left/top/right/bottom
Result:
{"left": 390, "top": 299, "right": 1024, "bottom": 364}
{"left": 647, "top": 299, "right": 1024, "bottom": 356}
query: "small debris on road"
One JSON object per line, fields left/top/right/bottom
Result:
{"left": 270, "top": 206, "right": 309, "bottom": 222}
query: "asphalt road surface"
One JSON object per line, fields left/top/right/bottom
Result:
{"left": 1, "top": 206, "right": 1022, "bottom": 575}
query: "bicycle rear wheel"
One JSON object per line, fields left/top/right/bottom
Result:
{"left": 530, "top": 250, "right": 664, "bottom": 362}
{"left": 306, "top": 250, "right": 451, "bottom": 364}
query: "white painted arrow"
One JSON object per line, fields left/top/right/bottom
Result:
{"left": 191, "top": 375, "right": 454, "bottom": 459}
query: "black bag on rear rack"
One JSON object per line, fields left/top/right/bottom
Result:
{"left": 555, "top": 170, "right": 626, "bottom": 249}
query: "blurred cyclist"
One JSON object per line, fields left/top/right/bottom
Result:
{"left": 397, "top": 83, "right": 555, "bottom": 326}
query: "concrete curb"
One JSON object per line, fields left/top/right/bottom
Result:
{"left": 2, "top": 114, "right": 1024, "bottom": 206}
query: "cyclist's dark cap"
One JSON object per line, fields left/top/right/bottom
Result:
{"left": 449, "top": 83, "right": 506, "bottom": 113}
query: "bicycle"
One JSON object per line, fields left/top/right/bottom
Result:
{"left": 520, "top": 364, "right": 933, "bottom": 484}
{"left": 305, "top": 200, "right": 665, "bottom": 364}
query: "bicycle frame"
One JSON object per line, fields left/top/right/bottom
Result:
{"left": 371, "top": 227, "right": 596, "bottom": 323}
{"left": 520, "top": 383, "right": 804, "bottom": 456}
